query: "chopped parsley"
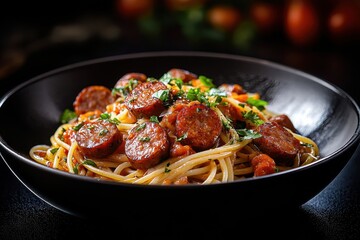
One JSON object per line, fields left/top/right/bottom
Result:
{"left": 99, "top": 128, "right": 109, "bottom": 136}
{"left": 73, "top": 165, "right": 79, "bottom": 174}
{"left": 60, "top": 109, "right": 77, "bottom": 124}
{"left": 139, "top": 136, "right": 151, "bottom": 142}
{"left": 50, "top": 148, "right": 59, "bottom": 155}
{"left": 159, "top": 72, "right": 173, "bottom": 85}
{"left": 73, "top": 159, "right": 98, "bottom": 174}
{"left": 176, "top": 133, "right": 188, "bottom": 142}
{"left": 58, "top": 127, "right": 66, "bottom": 141}
{"left": 100, "top": 113, "right": 121, "bottom": 125}
{"left": 73, "top": 122, "right": 84, "bottom": 131}
{"left": 152, "top": 89, "right": 170, "bottom": 102}
{"left": 112, "top": 79, "right": 139, "bottom": 97}
{"left": 173, "top": 79, "right": 183, "bottom": 90}
{"left": 222, "top": 118, "right": 232, "bottom": 130}
{"left": 150, "top": 116, "right": 159, "bottom": 123}
{"left": 135, "top": 122, "right": 146, "bottom": 131}
{"left": 246, "top": 97, "right": 268, "bottom": 111}
{"left": 186, "top": 88, "right": 210, "bottom": 106}
{"left": 207, "top": 88, "right": 227, "bottom": 97}
{"left": 185, "top": 87, "right": 224, "bottom": 107}
{"left": 243, "top": 111, "right": 264, "bottom": 126}
{"left": 112, "top": 87, "right": 127, "bottom": 97}
{"left": 236, "top": 129, "right": 262, "bottom": 141}
{"left": 199, "top": 75, "right": 215, "bottom": 88}
{"left": 186, "top": 88, "right": 201, "bottom": 101}
{"left": 82, "top": 159, "right": 97, "bottom": 167}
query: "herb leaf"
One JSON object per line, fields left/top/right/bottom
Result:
{"left": 246, "top": 97, "right": 268, "bottom": 111}
{"left": 150, "top": 116, "right": 159, "bottom": 123}
{"left": 236, "top": 129, "right": 262, "bottom": 141}
{"left": 50, "top": 148, "right": 59, "bottom": 155}
{"left": 139, "top": 136, "right": 151, "bottom": 142}
{"left": 82, "top": 159, "right": 97, "bottom": 167}
{"left": 135, "top": 122, "right": 146, "bottom": 131}
{"left": 176, "top": 133, "right": 188, "bottom": 142}
{"left": 60, "top": 109, "right": 77, "bottom": 124}
{"left": 100, "top": 113, "right": 120, "bottom": 125}
{"left": 243, "top": 111, "right": 264, "bottom": 126}
{"left": 199, "top": 75, "right": 215, "bottom": 88}
{"left": 152, "top": 89, "right": 170, "bottom": 102}
{"left": 159, "top": 73, "right": 173, "bottom": 85}
{"left": 73, "top": 122, "right": 84, "bottom": 131}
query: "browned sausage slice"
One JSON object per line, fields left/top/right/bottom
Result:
{"left": 175, "top": 104, "right": 222, "bottom": 151}
{"left": 269, "top": 114, "right": 297, "bottom": 132}
{"left": 167, "top": 68, "right": 198, "bottom": 82}
{"left": 75, "top": 120, "right": 123, "bottom": 158}
{"left": 124, "top": 81, "right": 169, "bottom": 118}
{"left": 253, "top": 121, "right": 301, "bottom": 166}
{"left": 73, "top": 85, "right": 114, "bottom": 115}
{"left": 125, "top": 122, "right": 169, "bottom": 170}
{"left": 114, "top": 72, "right": 147, "bottom": 88}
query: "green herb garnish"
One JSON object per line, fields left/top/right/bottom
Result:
{"left": 60, "top": 109, "right": 77, "bottom": 124}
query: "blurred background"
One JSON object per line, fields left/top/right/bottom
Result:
{"left": 1, "top": 0, "right": 359, "bottom": 102}
{"left": 1, "top": 1, "right": 360, "bottom": 239}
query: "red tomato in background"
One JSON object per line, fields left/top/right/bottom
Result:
{"left": 165, "top": 0, "right": 207, "bottom": 11}
{"left": 327, "top": 1, "right": 360, "bottom": 45}
{"left": 250, "top": 1, "right": 283, "bottom": 35}
{"left": 207, "top": 5, "right": 241, "bottom": 32}
{"left": 285, "top": 0, "right": 320, "bottom": 47}
{"left": 116, "top": 0, "right": 154, "bottom": 19}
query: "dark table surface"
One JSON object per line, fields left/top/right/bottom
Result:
{"left": 1, "top": 4, "right": 360, "bottom": 239}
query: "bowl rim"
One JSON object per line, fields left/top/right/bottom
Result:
{"left": 1, "top": 50, "right": 360, "bottom": 188}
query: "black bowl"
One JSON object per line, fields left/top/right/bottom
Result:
{"left": 1, "top": 51, "right": 359, "bottom": 219}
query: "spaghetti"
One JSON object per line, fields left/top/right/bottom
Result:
{"left": 29, "top": 69, "right": 319, "bottom": 185}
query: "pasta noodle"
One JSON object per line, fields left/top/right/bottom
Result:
{"left": 29, "top": 69, "right": 320, "bottom": 185}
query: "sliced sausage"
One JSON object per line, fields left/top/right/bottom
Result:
{"left": 73, "top": 85, "right": 114, "bottom": 115}
{"left": 114, "top": 72, "right": 147, "bottom": 88}
{"left": 253, "top": 121, "right": 301, "bottom": 166}
{"left": 125, "top": 122, "right": 170, "bottom": 170}
{"left": 269, "top": 114, "right": 297, "bottom": 133}
{"left": 125, "top": 81, "right": 169, "bottom": 119}
{"left": 167, "top": 68, "right": 198, "bottom": 82}
{"left": 75, "top": 120, "right": 123, "bottom": 158}
{"left": 175, "top": 104, "right": 222, "bottom": 151}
